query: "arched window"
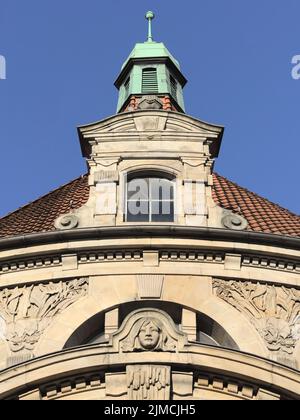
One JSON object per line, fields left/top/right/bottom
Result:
{"left": 63, "top": 302, "right": 239, "bottom": 351}
{"left": 126, "top": 173, "right": 175, "bottom": 223}
{"left": 142, "top": 68, "right": 158, "bottom": 94}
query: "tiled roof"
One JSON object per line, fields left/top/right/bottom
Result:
{"left": 0, "top": 173, "right": 299, "bottom": 239}
{"left": 0, "top": 175, "right": 89, "bottom": 238}
{"left": 212, "top": 174, "right": 300, "bottom": 237}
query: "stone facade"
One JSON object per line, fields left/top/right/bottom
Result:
{"left": 0, "top": 197, "right": 300, "bottom": 400}
{"left": 0, "top": 19, "right": 299, "bottom": 400}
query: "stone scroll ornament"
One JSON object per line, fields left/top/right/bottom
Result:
{"left": 221, "top": 211, "right": 248, "bottom": 231}
{"left": 54, "top": 214, "right": 79, "bottom": 230}
{"left": 0, "top": 278, "right": 88, "bottom": 356}
{"left": 213, "top": 279, "right": 300, "bottom": 356}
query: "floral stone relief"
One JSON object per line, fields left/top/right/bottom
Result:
{"left": 213, "top": 279, "right": 300, "bottom": 359}
{"left": 0, "top": 278, "right": 88, "bottom": 356}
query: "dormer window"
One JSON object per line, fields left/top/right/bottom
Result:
{"left": 142, "top": 68, "right": 158, "bottom": 94}
{"left": 126, "top": 173, "right": 175, "bottom": 223}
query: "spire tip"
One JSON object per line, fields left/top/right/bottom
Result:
{"left": 145, "top": 11, "right": 155, "bottom": 42}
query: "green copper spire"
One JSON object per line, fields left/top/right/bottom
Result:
{"left": 146, "top": 11, "right": 155, "bottom": 42}
{"left": 115, "top": 11, "right": 187, "bottom": 113}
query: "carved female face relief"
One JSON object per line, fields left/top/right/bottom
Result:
{"left": 137, "top": 320, "right": 160, "bottom": 350}
{"left": 121, "top": 316, "right": 176, "bottom": 353}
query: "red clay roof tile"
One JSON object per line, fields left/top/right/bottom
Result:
{"left": 0, "top": 173, "right": 299, "bottom": 238}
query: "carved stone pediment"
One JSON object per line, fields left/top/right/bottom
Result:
{"left": 78, "top": 110, "right": 223, "bottom": 139}
{"left": 111, "top": 308, "right": 187, "bottom": 353}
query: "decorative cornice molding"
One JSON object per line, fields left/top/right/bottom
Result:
{"left": 0, "top": 226, "right": 299, "bottom": 252}
{"left": 1, "top": 341, "right": 299, "bottom": 400}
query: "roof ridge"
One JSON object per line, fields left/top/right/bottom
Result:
{"left": 213, "top": 172, "right": 300, "bottom": 218}
{"left": 0, "top": 174, "right": 88, "bottom": 221}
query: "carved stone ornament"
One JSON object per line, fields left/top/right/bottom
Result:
{"left": 111, "top": 308, "right": 187, "bottom": 353}
{"left": 0, "top": 278, "right": 88, "bottom": 355}
{"left": 221, "top": 211, "right": 248, "bottom": 231}
{"left": 213, "top": 279, "right": 300, "bottom": 356}
{"left": 127, "top": 365, "right": 171, "bottom": 400}
{"left": 137, "top": 96, "right": 163, "bottom": 111}
{"left": 54, "top": 214, "right": 79, "bottom": 230}
{"left": 94, "top": 170, "right": 119, "bottom": 184}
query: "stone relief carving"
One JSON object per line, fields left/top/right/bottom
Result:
{"left": 0, "top": 278, "right": 88, "bottom": 355}
{"left": 133, "top": 115, "right": 167, "bottom": 132}
{"left": 122, "top": 317, "right": 176, "bottom": 352}
{"left": 213, "top": 279, "right": 300, "bottom": 356}
{"left": 54, "top": 214, "right": 79, "bottom": 230}
{"left": 127, "top": 365, "right": 171, "bottom": 400}
{"left": 137, "top": 96, "right": 163, "bottom": 111}
{"left": 94, "top": 170, "right": 119, "bottom": 183}
{"left": 112, "top": 308, "right": 187, "bottom": 353}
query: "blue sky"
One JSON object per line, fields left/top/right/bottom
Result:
{"left": 0, "top": 0, "right": 299, "bottom": 217}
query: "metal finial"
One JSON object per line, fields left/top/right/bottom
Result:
{"left": 145, "top": 11, "right": 155, "bottom": 42}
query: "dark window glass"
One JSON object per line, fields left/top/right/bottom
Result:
{"left": 126, "top": 176, "right": 174, "bottom": 222}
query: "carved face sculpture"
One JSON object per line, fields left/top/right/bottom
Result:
{"left": 121, "top": 315, "right": 176, "bottom": 353}
{"left": 138, "top": 320, "right": 161, "bottom": 350}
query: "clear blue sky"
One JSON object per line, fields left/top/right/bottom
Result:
{"left": 0, "top": 0, "right": 299, "bottom": 217}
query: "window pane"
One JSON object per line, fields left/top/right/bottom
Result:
{"left": 151, "top": 201, "right": 174, "bottom": 222}
{"left": 127, "top": 178, "right": 149, "bottom": 200}
{"left": 150, "top": 178, "right": 174, "bottom": 201}
{"left": 127, "top": 200, "right": 149, "bottom": 222}
{"left": 126, "top": 176, "right": 175, "bottom": 223}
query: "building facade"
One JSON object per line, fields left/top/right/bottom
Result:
{"left": 0, "top": 13, "right": 300, "bottom": 400}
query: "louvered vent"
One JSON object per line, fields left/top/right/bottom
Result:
{"left": 124, "top": 77, "right": 130, "bottom": 98}
{"left": 170, "top": 75, "right": 177, "bottom": 100}
{"left": 142, "top": 68, "right": 158, "bottom": 93}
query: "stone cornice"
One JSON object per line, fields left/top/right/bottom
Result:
{"left": 0, "top": 343, "right": 299, "bottom": 400}
{"left": 0, "top": 226, "right": 299, "bottom": 253}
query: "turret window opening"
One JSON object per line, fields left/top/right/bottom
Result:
{"left": 142, "top": 68, "right": 158, "bottom": 94}
{"left": 125, "top": 173, "right": 175, "bottom": 223}
{"left": 170, "top": 74, "right": 177, "bottom": 100}
{"left": 124, "top": 77, "right": 130, "bottom": 98}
